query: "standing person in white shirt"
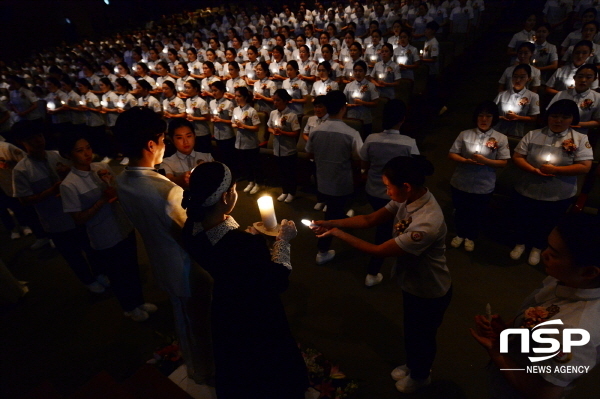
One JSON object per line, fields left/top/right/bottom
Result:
{"left": 282, "top": 61, "right": 309, "bottom": 116}
{"left": 160, "top": 118, "right": 213, "bottom": 188}
{"left": 210, "top": 81, "right": 236, "bottom": 170}
{"left": 547, "top": 64, "right": 600, "bottom": 135}
{"left": 114, "top": 107, "right": 213, "bottom": 385}
{"left": 532, "top": 23, "right": 559, "bottom": 85}
{"left": 359, "top": 99, "right": 419, "bottom": 286}
{"left": 44, "top": 77, "right": 71, "bottom": 150}
{"left": 370, "top": 43, "right": 402, "bottom": 99}
{"left": 344, "top": 60, "right": 379, "bottom": 138}
{"left": 302, "top": 95, "right": 329, "bottom": 210}
{"left": 449, "top": 0, "right": 473, "bottom": 36}
{"left": 136, "top": 80, "right": 162, "bottom": 114}
{"left": 507, "top": 14, "right": 537, "bottom": 59}
{"left": 546, "top": 40, "right": 598, "bottom": 94}
{"left": 184, "top": 80, "right": 212, "bottom": 154}
{"left": 305, "top": 90, "right": 363, "bottom": 264}
{"left": 393, "top": 29, "right": 421, "bottom": 81}
{"left": 310, "top": 155, "right": 452, "bottom": 394}
{"left": 498, "top": 43, "right": 542, "bottom": 93}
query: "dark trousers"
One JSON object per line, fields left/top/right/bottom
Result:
{"left": 0, "top": 191, "right": 38, "bottom": 232}
{"left": 195, "top": 134, "right": 213, "bottom": 154}
{"left": 237, "top": 148, "right": 262, "bottom": 183}
{"left": 317, "top": 193, "right": 351, "bottom": 252}
{"left": 86, "top": 125, "right": 111, "bottom": 158}
{"left": 216, "top": 138, "right": 236, "bottom": 171}
{"left": 451, "top": 186, "right": 492, "bottom": 240}
{"left": 403, "top": 286, "right": 452, "bottom": 380}
{"left": 361, "top": 123, "right": 373, "bottom": 141}
{"left": 308, "top": 160, "right": 324, "bottom": 203}
{"left": 94, "top": 232, "right": 144, "bottom": 312}
{"left": 48, "top": 226, "right": 99, "bottom": 285}
{"left": 367, "top": 195, "right": 393, "bottom": 276}
{"left": 275, "top": 154, "right": 297, "bottom": 195}
{"left": 512, "top": 192, "right": 573, "bottom": 249}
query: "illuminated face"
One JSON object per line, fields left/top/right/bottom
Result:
{"left": 211, "top": 85, "right": 224, "bottom": 99}
{"left": 255, "top": 65, "right": 266, "bottom": 78}
{"left": 547, "top": 113, "right": 574, "bottom": 133}
{"left": 70, "top": 139, "right": 93, "bottom": 167}
{"left": 185, "top": 82, "right": 196, "bottom": 96}
{"left": 314, "top": 103, "right": 327, "bottom": 118}
{"left": 187, "top": 51, "right": 196, "bottom": 61}
{"left": 516, "top": 48, "right": 532, "bottom": 64}
{"left": 574, "top": 68, "right": 596, "bottom": 92}
{"left": 399, "top": 32, "right": 409, "bottom": 46}
{"left": 383, "top": 175, "right": 408, "bottom": 203}
{"left": 272, "top": 94, "right": 286, "bottom": 111}
{"left": 511, "top": 69, "right": 530, "bottom": 91}
{"left": 535, "top": 26, "right": 549, "bottom": 41}
{"left": 202, "top": 64, "right": 212, "bottom": 76}
{"left": 286, "top": 64, "right": 297, "bottom": 77}
{"left": 162, "top": 83, "right": 173, "bottom": 97}
{"left": 381, "top": 46, "right": 392, "bottom": 60}
{"left": 573, "top": 46, "right": 591, "bottom": 66}
{"left": 172, "top": 126, "right": 195, "bottom": 155}
{"left": 477, "top": 112, "right": 494, "bottom": 132}
{"left": 228, "top": 65, "right": 238, "bottom": 77}
{"left": 350, "top": 45, "right": 361, "bottom": 59}
{"left": 117, "top": 64, "right": 127, "bottom": 75}
{"left": 300, "top": 47, "right": 309, "bottom": 60}
{"left": 582, "top": 23, "right": 597, "bottom": 40}
{"left": 234, "top": 91, "right": 246, "bottom": 105}
{"left": 353, "top": 66, "right": 366, "bottom": 80}
{"left": 136, "top": 64, "right": 145, "bottom": 76}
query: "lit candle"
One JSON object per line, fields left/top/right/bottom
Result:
{"left": 101, "top": 100, "right": 108, "bottom": 107}
{"left": 213, "top": 108, "right": 219, "bottom": 116}
{"left": 257, "top": 196, "right": 277, "bottom": 230}
{"left": 344, "top": 56, "right": 350, "bottom": 63}
{"left": 177, "top": 84, "right": 184, "bottom": 92}
{"left": 162, "top": 47, "right": 168, "bottom": 53}
{"left": 247, "top": 72, "right": 255, "bottom": 79}
{"left": 301, "top": 219, "right": 316, "bottom": 227}
{"left": 318, "top": 57, "right": 324, "bottom": 63}
{"left": 352, "top": 90, "right": 361, "bottom": 99}
{"left": 349, "top": 71, "right": 353, "bottom": 77}
{"left": 566, "top": 78, "right": 575, "bottom": 88}
{"left": 186, "top": 108, "right": 193, "bottom": 114}
{"left": 263, "top": 45, "right": 268, "bottom": 50}
{"left": 243, "top": 47, "right": 248, "bottom": 52}
{"left": 286, "top": 88, "right": 293, "bottom": 96}
{"left": 60, "top": 101, "right": 65, "bottom": 105}
{"left": 397, "top": 55, "right": 408, "bottom": 64}
{"left": 114, "top": 66, "right": 119, "bottom": 74}
{"left": 149, "top": 64, "right": 155, "bottom": 70}
{"left": 370, "top": 55, "right": 377, "bottom": 62}
{"left": 420, "top": 49, "right": 423, "bottom": 56}
{"left": 379, "top": 73, "right": 385, "bottom": 79}
{"left": 79, "top": 100, "right": 84, "bottom": 105}
{"left": 545, "top": 153, "right": 552, "bottom": 164}
{"left": 117, "top": 100, "right": 124, "bottom": 108}
{"left": 142, "top": 58, "right": 148, "bottom": 63}
{"left": 46, "top": 102, "right": 56, "bottom": 110}
{"left": 475, "top": 144, "right": 481, "bottom": 153}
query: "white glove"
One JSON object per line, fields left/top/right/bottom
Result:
{"left": 276, "top": 219, "right": 297, "bottom": 242}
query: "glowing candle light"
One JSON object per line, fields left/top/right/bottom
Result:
{"left": 344, "top": 56, "right": 350, "bottom": 63}
{"left": 142, "top": 58, "right": 148, "bottom": 63}
{"left": 177, "top": 84, "right": 184, "bottom": 92}
{"left": 117, "top": 100, "right": 124, "bottom": 108}
{"left": 318, "top": 57, "right": 324, "bottom": 63}
{"left": 301, "top": 219, "right": 315, "bottom": 227}
{"left": 257, "top": 196, "right": 278, "bottom": 230}
{"left": 79, "top": 100, "right": 84, "bottom": 105}
{"left": 46, "top": 102, "right": 56, "bottom": 110}
{"left": 475, "top": 144, "right": 481, "bottom": 153}
{"left": 186, "top": 108, "right": 193, "bottom": 114}
{"left": 162, "top": 47, "right": 168, "bottom": 53}
{"left": 397, "top": 55, "right": 408, "bottom": 64}
{"left": 263, "top": 45, "right": 268, "bottom": 50}
{"left": 352, "top": 90, "right": 361, "bottom": 99}
{"left": 114, "top": 66, "right": 119, "bottom": 74}
{"left": 101, "top": 100, "right": 108, "bottom": 107}
{"left": 420, "top": 49, "right": 423, "bottom": 56}
{"left": 286, "top": 88, "right": 293, "bottom": 96}
{"left": 379, "top": 73, "right": 385, "bottom": 79}
{"left": 370, "top": 55, "right": 377, "bottom": 62}
{"left": 349, "top": 71, "right": 354, "bottom": 77}
{"left": 545, "top": 153, "right": 552, "bottom": 164}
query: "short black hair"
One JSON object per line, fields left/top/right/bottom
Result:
{"left": 324, "top": 90, "right": 346, "bottom": 115}
{"left": 382, "top": 99, "right": 407, "bottom": 129}
{"left": 167, "top": 118, "right": 195, "bottom": 138}
{"left": 382, "top": 155, "right": 434, "bottom": 188}
{"left": 473, "top": 100, "right": 500, "bottom": 126}
{"left": 546, "top": 99, "right": 580, "bottom": 125}
{"left": 12, "top": 120, "right": 45, "bottom": 143}
{"left": 114, "top": 107, "right": 167, "bottom": 158}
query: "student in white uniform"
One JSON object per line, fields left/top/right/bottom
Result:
{"left": 44, "top": 77, "right": 71, "bottom": 149}
{"left": 59, "top": 134, "right": 157, "bottom": 322}
{"left": 311, "top": 155, "right": 452, "bottom": 394}
{"left": 359, "top": 99, "right": 419, "bottom": 286}
{"left": 546, "top": 40, "right": 599, "bottom": 94}
{"left": 98, "top": 77, "right": 120, "bottom": 130}
{"left": 547, "top": 64, "right": 600, "bottom": 135}
{"left": 510, "top": 99, "right": 593, "bottom": 266}
{"left": 75, "top": 78, "right": 109, "bottom": 161}
{"left": 344, "top": 60, "right": 379, "bottom": 138}
{"left": 267, "top": 89, "right": 301, "bottom": 203}
{"left": 269, "top": 46, "right": 288, "bottom": 88}
{"left": 449, "top": 101, "right": 510, "bottom": 252}
{"left": 12, "top": 121, "right": 105, "bottom": 293}
{"left": 311, "top": 61, "right": 340, "bottom": 96}
{"left": 532, "top": 23, "right": 559, "bottom": 85}
{"left": 281, "top": 61, "right": 309, "bottom": 116}
{"left": 253, "top": 61, "right": 277, "bottom": 113}
{"left": 174, "top": 62, "right": 194, "bottom": 98}
{"left": 160, "top": 119, "right": 213, "bottom": 188}
{"left": 370, "top": 43, "right": 402, "bottom": 99}
{"left": 302, "top": 95, "right": 329, "bottom": 211}
{"left": 472, "top": 212, "right": 600, "bottom": 399}
{"left": 136, "top": 80, "right": 162, "bottom": 114}
{"left": 114, "top": 108, "right": 213, "bottom": 384}
{"left": 305, "top": 91, "right": 363, "bottom": 263}
{"left": 232, "top": 87, "right": 262, "bottom": 195}
{"left": 7, "top": 76, "right": 43, "bottom": 123}
{"left": 498, "top": 43, "right": 541, "bottom": 93}
{"left": 162, "top": 80, "right": 186, "bottom": 124}
{"left": 209, "top": 81, "right": 236, "bottom": 170}
{"left": 60, "top": 76, "right": 86, "bottom": 132}
{"left": 183, "top": 80, "right": 211, "bottom": 153}
{"left": 560, "top": 21, "right": 600, "bottom": 66}
{"left": 507, "top": 14, "right": 537, "bottom": 58}
{"left": 393, "top": 29, "right": 421, "bottom": 81}
{"left": 494, "top": 64, "right": 541, "bottom": 137}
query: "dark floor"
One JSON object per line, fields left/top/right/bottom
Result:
{"left": 2, "top": 1, "right": 600, "bottom": 398}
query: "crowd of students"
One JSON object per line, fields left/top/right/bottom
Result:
{"left": 1, "top": 1, "right": 600, "bottom": 398}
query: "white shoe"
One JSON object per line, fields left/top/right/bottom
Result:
{"left": 464, "top": 238, "right": 475, "bottom": 252}
{"left": 86, "top": 281, "right": 106, "bottom": 294}
{"left": 316, "top": 250, "right": 335, "bottom": 265}
{"left": 314, "top": 202, "right": 324, "bottom": 211}
{"left": 124, "top": 307, "right": 149, "bottom": 322}
{"left": 243, "top": 182, "right": 255, "bottom": 192}
{"left": 323, "top": 205, "right": 328, "bottom": 212}
{"left": 120, "top": 157, "right": 129, "bottom": 165}
{"left": 10, "top": 231, "right": 21, "bottom": 240}
{"left": 277, "top": 193, "right": 287, "bottom": 202}
{"left": 101, "top": 156, "right": 112, "bottom": 164}
{"left": 96, "top": 274, "right": 111, "bottom": 288}
{"left": 528, "top": 247, "right": 542, "bottom": 266}
{"left": 450, "top": 236, "right": 464, "bottom": 248}
{"left": 284, "top": 193, "right": 295, "bottom": 203}
{"left": 391, "top": 364, "right": 410, "bottom": 381}
{"left": 30, "top": 238, "right": 50, "bottom": 250}
{"left": 395, "top": 375, "right": 431, "bottom": 393}
{"left": 365, "top": 273, "right": 383, "bottom": 287}
{"left": 21, "top": 226, "right": 33, "bottom": 236}
{"left": 346, "top": 209, "right": 354, "bottom": 217}
{"left": 249, "top": 184, "right": 260, "bottom": 195}
{"left": 138, "top": 303, "right": 158, "bottom": 313}
{"left": 510, "top": 244, "right": 526, "bottom": 260}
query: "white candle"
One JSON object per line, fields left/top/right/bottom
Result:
{"left": 46, "top": 102, "right": 56, "bottom": 110}
{"left": 101, "top": 100, "right": 108, "bottom": 107}
{"left": 257, "top": 196, "right": 277, "bottom": 230}
{"left": 475, "top": 144, "right": 481, "bottom": 153}
{"left": 60, "top": 101, "right": 65, "bottom": 105}
{"left": 344, "top": 57, "right": 350, "bottom": 63}
{"left": 162, "top": 47, "right": 168, "bottom": 53}
{"left": 349, "top": 71, "right": 353, "bottom": 77}
{"left": 79, "top": 100, "right": 84, "bottom": 105}
{"left": 301, "top": 219, "right": 316, "bottom": 227}
{"left": 177, "top": 84, "right": 184, "bottom": 92}
{"left": 318, "top": 57, "right": 324, "bottom": 63}
{"left": 370, "top": 55, "right": 377, "bottom": 62}
{"left": 352, "top": 90, "right": 361, "bottom": 99}
{"left": 263, "top": 45, "right": 268, "bottom": 50}
{"left": 142, "top": 58, "right": 148, "bottom": 63}
{"left": 566, "top": 78, "right": 575, "bottom": 88}
{"left": 379, "top": 73, "right": 385, "bottom": 79}
{"left": 186, "top": 108, "right": 193, "bottom": 114}
{"left": 243, "top": 47, "right": 248, "bottom": 52}
{"left": 213, "top": 108, "right": 219, "bottom": 116}
{"left": 248, "top": 72, "right": 255, "bottom": 79}
{"left": 545, "top": 153, "right": 552, "bottom": 163}
{"left": 420, "top": 49, "right": 423, "bottom": 56}
{"left": 397, "top": 55, "right": 408, "bottom": 64}
{"left": 117, "top": 100, "right": 124, "bottom": 108}
{"left": 114, "top": 66, "right": 119, "bottom": 74}
{"left": 149, "top": 64, "right": 155, "bottom": 70}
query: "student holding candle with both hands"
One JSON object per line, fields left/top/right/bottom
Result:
{"left": 509, "top": 99, "right": 593, "bottom": 266}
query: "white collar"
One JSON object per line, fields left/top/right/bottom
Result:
{"left": 192, "top": 216, "right": 240, "bottom": 245}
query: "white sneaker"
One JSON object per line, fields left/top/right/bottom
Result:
{"left": 464, "top": 239, "right": 475, "bottom": 252}
{"left": 124, "top": 307, "right": 149, "bottom": 322}
{"left": 277, "top": 193, "right": 287, "bottom": 202}
{"left": 101, "top": 156, "right": 112, "bottom": 164}
{"left": 314, "top": 202, "right": 324, "bottom": 211}
{"left": 450, "top": 236, "right": 464, "bottom": 248}
{"left": 86, "top": 281, "right": 106, "bottom": 294}
{"left": 243, "top": 182, "right": 255, "bottom": 192}
{"left": 510, "top": 244, "right": 526, "bottom": 260}
{"left": 316, "top": 250, "right": 335, "bottom": 265}
{"left": 395, "top": 375, "right": 431, "bottom": 393}
{"left": 249, "top": 184, "right": 260, "bottom": 195}
{"left": 21, "top": 226, "right": 33, "bottom": 236}
{"left": 30, "top": 238, "right": 50, "bottom": 250}
{"left": 96, "top": 274, "right": 111, "bottom": 288}
{"left": 391, "top": 364, "right": 410, "bottom": 381}
{"left": 138, "top": 303, "right": 158, "bottom": 313}
{"left": 323, "top": 205, "right": 328, "bottom": 212}
{"left": 528, "top": 247, "right": 542, "bottom": 266}
{"left": 365, "top": 273, "right": 383, "bottom": 287}
{"left": 10, "top": 231, "right": 21, "bottom": 240}
{"left": 120, "top": 157, "right": 129, "bottom": 165}
{"left": 346, "top": 209, "right": 354, "bottom": 217}
{"left": 284, "top": 193, "right": 295, "bottom": 203}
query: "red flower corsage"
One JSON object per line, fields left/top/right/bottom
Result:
{"left": 518, "top": 97, "right": 529, "bottom": 106}
{"left": 580, "top": 99, "right": 594, "bottom": 110}
{"left": 394, "top": 217, "right": 412, "bottom": 234}
{"left": 562, "top": 138, "right": 578, "bottom": 155}
{"left": 360, "top": 84, "right": 369, "bottom": 93}
{"left": 486, "top": 137, "right": 499, "bottom": 150}
{"left": 521, "top": 305, "right": 560, "bottom": 329}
